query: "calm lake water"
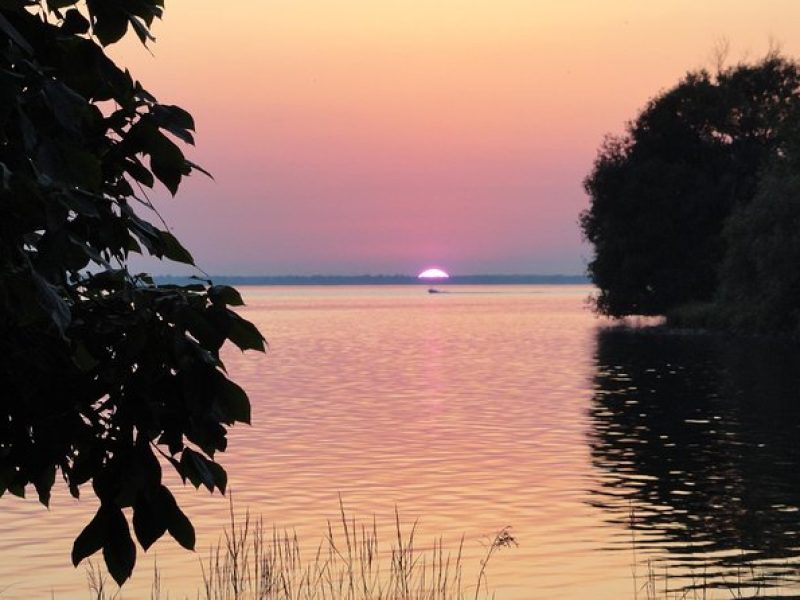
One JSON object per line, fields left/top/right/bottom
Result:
{"left": 1, "top": 285, "right": 799, "bottom": 598}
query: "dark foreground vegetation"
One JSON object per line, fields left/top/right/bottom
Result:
{"left": 581, "top": 51, "right": 800, "bottom": 335}
{"left": 82, "top": 500, "right": 516, "bottom": 600}
{"left": 0, "top": 1, "right": 263, "bottom": 585}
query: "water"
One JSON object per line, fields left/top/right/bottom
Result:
{"left": 1, "top": 285, "right": 799, "bottom": 598}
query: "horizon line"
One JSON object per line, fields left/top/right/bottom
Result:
{"left": 156, "top": 272, "right": 588, "bottom": 278}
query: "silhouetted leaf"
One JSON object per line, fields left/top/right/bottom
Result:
{"left": 227, "top": 313, "right": 266, "bottom": 352}
{"left": 31, "top": 270, "right": 70, "bottom": 335}
{"left": 206, "top": 461, "right": 227, "bottom": 495}
{"left": 61, "top": 8, "right": 89, "bottom": 34}
{"left": 133, "top": 125, "right": 188, "bottom": 195}
{"left": 0, "top": 13, "right": 31, "bottom": 54}
{"left": 210, "top": 285, "right": 244, "bottom": 307}
{"left": 128, "top": 15, "right": 154, "bottom": 45}
{"left": 7, "top": 482, "right": 24, "bottom": 498}
{"left": 72, "top": 341, "right": 99, "bottom": 371}
{"left": 42, "top": 80, "right": 88, "bottom": 135}
{"left": 124, "top": 157, "right": 155, "bottom": 188}
{"left": 186, "top": 159, "right": 213, "bottom": 179}
{"left": 34, "top": 465, "right": 56, "bottom": 507}
{"left": 156, "top": 486, "right": 195, "bottom": 550}
{"left": 159, "top": 230, "right": 194, "bottom": 265}
{"left": 102, "top": 504, "right": 136, "bottom": 585}
{"left": 60, "top": 190, "right": 100, "bottom": 218}
{"left": 151, "top": 104, "right": 195, "bottom": 144}
{"left": 86, "top": 1, "right": 129, "bottom": 46}
{"left": 181, "top": 448, "right": 215, "bottom": 491}
{"left": 217, "top": 378, "right": 251, "bottom": 425}
{"left": 48, "top": 0, "right": 78, "bottom": 9}
{"left": 133, "top": 494, "right": 166, "bottom": 551}
{"left": 72, "top": 505, "right": 108, "bottom": 566}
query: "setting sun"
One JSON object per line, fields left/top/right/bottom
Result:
{"left": 418, "top": 268, "right": 449, "bottom": 279}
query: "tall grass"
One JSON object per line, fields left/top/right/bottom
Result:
{"left": 628, "top": 505, "right": 794, "bottom": 600}
{"left": 633, "top": 559, "right": 794, "bottom": 600}
{"left": 199, "top": 497, "right": 516, "bottom": 600}
{"left": 85, "top": 498, "right": 516, "bottom": 600}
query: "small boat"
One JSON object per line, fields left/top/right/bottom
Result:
{"left": 428, "top": 288, "right": 446, "bottom": 294}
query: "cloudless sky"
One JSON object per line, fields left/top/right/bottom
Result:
{"left": 114, "top": 1, "right": 800, "bottom": 276}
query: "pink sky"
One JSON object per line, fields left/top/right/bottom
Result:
{"left": 115, "top": 1, "right": 800, "bottom": 275}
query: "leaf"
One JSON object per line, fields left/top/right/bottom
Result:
{"left": 102, "top": 504, "right": 136, "bottom": 585}
{"left": 133, "top": 493, "right": 166, "bottom": 551}
{"left": 227, "top": 312, "right": 266, "bottom": 352}
{"left": 151, "top": 104, "right": 195, "bottom": 144}
{"left": 159, "top": 230, "right": 194, "bottom": 265}
{"left": 209, "top": 285, "right": 244, "bottom": 307}
{"left": 155, "top": 486, "right": 195, "bottom": 550}
{"left": 128, "top": 15, "right": 154, "bottom": 45}
{"left": 30, "top": 270, "right": 71, "bottom": 336}
{"left": 0, "top": 162, "right": 10, "bottom": 190}
{"left": 152, "top": 104, "right": 194, "bottom": 131}
{"left": 217, "top": 377, "right": 251, "bottom": 425}
{"left": 127, "top": 234, "right": 142, "bottom": 254}
{"left": 87, "top": 1, "right": 129, "bottom": 46}
{"left": 60, "top": 190, "right": 100, "bottom": 218}
{"left": 168, "top": 504, "right": 195, "bottom": 551}
{"left": 124, "top": 157, "right": 155, "bottom": 188}
{"left": 72, "top": 341, "right": 99, "bottom": 371}
{"left": 48, "top": 0, "right": 78, "bottom": 8}
{"left": 181, "top": 448, "right": 215, "bottom": 492}
{"left": 146, "top": 128, "right": 187, "bottom": 195}
{"left": 42, "top": 80, "right": 88, "bottom": 135}
{"left": 61, "top": 8, "right": 90, "bottom": 35}
{"left": 34, "top": 464, "right": 56, "bottom": 507}
{"left": 183, "top": 308, "right": 225, "bottom": 352}
{"left": 186, "top": 159, "right": 213, "bottom": 179}
{"left": 7, "top": 482, "right": 24, "bottom": 498}
{"left": 206, "top": 461, "right": 227, "bottom": 495}
{"left": 59, "top": 142, "right": 103, "bottom": 189}
{"left": 0, "top": 466, "right": 13, "bottom": 497}
{"left": 0, "top": 13, "right": 32, "bottom": 54}
{"left": 72, "top": 505, "right": 108, "bottom": 566}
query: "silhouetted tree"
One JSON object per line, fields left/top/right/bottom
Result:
{"left": 712, "top": 112, "right": 800, "bottom": 334}
{"left": 581, "top": 54, "right": 800, "bottom": 317}
{"left": 0, "top": 1, "right": 264, "bottom": 585}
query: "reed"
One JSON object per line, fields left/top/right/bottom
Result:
{"left": 199, "top": 497, "right": 516, "bottom": 600}
{"left": 86, "top": 497, "right": 516, "bottom": 600}
{"left": 632, "top": 554, "right": 796, "bottom": 599}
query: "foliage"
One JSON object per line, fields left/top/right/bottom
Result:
{"left": 580, "top": 54, "right": 800, "bottom": 317}
{"left": 713, "top": 134, "right": 800, "bottom": 334}
{"left": 0, "top": 0, "right": 264, "bottom": 585}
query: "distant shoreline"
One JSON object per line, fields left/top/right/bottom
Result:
{"left": 154, "top": 274, "right": 590, "bottom": 286}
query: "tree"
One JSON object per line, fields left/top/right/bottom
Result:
{"left": 580, "top": 54, "right": 800, "bottom": 317}
{"left": 0, "top": 1, "right": 264, "bottom": 585}
{"left": 714, "top": 113, "right": 800, "bottom": 334}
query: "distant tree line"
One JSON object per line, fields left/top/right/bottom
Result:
{"left": 580, "top": 52, "right": 800, "bottom": 334}
{"left": 155, "top": 274, "right": 590, "bottom": 286}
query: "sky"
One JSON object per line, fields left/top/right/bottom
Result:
{"left": 114, "top": 1, "right": 800, "bottom": 276}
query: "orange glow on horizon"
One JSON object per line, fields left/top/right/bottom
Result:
{"left": 111, "top": 1, "right": 800, "bottom": 275}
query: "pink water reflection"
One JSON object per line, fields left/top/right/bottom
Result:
{"left": 0, "top": 285, "right": 638, "bottom": 599}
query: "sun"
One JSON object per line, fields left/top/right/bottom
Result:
{"left": 418, "top": 268, "right": 449, "bottom": 279}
